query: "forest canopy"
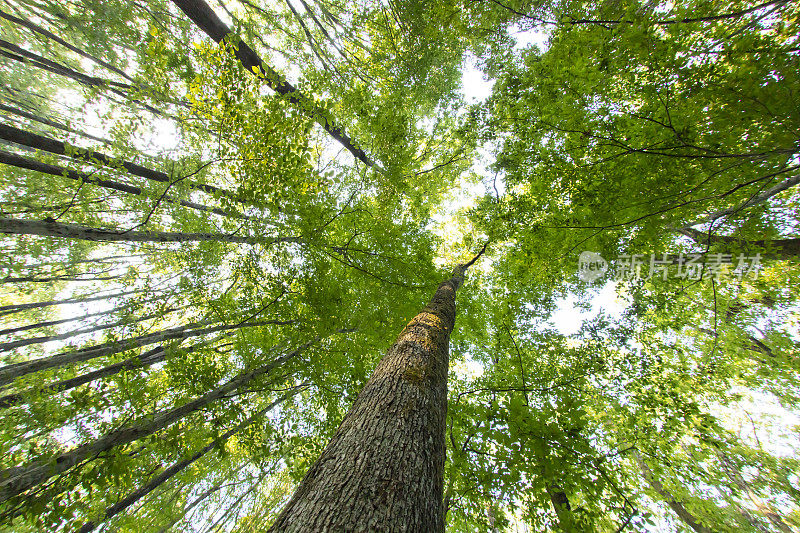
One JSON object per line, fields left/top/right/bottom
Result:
{"left": 0, "top": 0, "right": 798, "bottom": 531}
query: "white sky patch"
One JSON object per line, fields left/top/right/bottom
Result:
{"left": 55, "top": 85, "right": 182, "bottom": 157}
{"left": 427, "top": 171, "right": 488, "bottom": 267}
{"left": 452, "top": 355, "right": 484, "bottom": 381}
{"left": 511, "top": 24, "right": 550, "bottom": 52}
{"left": 140, "top": 118, "right": 181, "bottom": 153}
{"left": 550, "top": 281, "right": 629, "bottom": 335}
{"left": 460, "top": 54, "right": 494, "bottom": 103}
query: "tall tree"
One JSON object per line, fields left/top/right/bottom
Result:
{"left": 1, "top": 0, "right": 798, "bottom": 530}
{"left": 268, "top": 247, "right": 485, "bottom": 531}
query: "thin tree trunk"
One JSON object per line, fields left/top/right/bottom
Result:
{"left": 171, "top": 0, "right": 377, "bottom": 168}
{"left": 0, "top": 337, "right": 315, "bottom": 502}
{"left": 0, "top": 38, "right": 132, "bottom": 90}
{"left": 1, "top": 272, "right": 122, "bottom": 284}
{"left": 0, "top": 217, "right": 298, "bottom": 245}
{"left": 0, "top": 149, "right": 246, "bottom": 220}
{"left": 0, "top": 37, "right": 184, "bottom": 116}
{"left": 0, "top": 318, "right": 294, "bottom": 386}
{"left": 0, "top": 40, "right": 167, "bottom": 117}
{"left": 679, "top": 170, "right": 800, "bottom": 229}
{"left": 0, "top": 288, "right": 148, "bottom": 316}
{"left": 157, "top": 474, "right": 237, "bottom": 533}
{"left": 633, "top": 451, "right": 713, "bottom": 533}
{"left": 0, "top": 344, "right": 172, "bottom": 409}
{"left": 0, "top": 308, "right": 184, "bottom": 352}
{"left": 9, "top": 252, "right": 152, "bottom": 270}
{"left": 0, "top": 122, "right": 237, "bottom": 199}
{"left": 697, "top": 327, "right": 774, "bottom": 358}
{"left": 202, "top": 475, "right": 264, "bottom": 533}
{"left": 154, "top": 459, "right": 255, "bottom": 533}
{"left": 0, "top": 289, "right": 168, "bottom": 335}
{"left": 0, "top": 332, "right": 248, "bottom": 409}
{"left": 76, "top": 387, "right": 301, "bottom": 532}
{"left": 0, "top": 308, "right": 107, "bottom": 336}
{"left": 680, "top": 228, "right": 800, "bottom": 261}
{"left": 715, "top": 448, "right": 792, "bottom": 533}
{"left": 546, "top": 484, "right": 574, "bottom": 531}
{"left": 0, "top": 102, "right": 113, "bottom": 145}
{"left": 266, "top": 248, "right": 485, "bottom": 532}
{"left": 0, "top": 8, "right": 132, "bottom": 81}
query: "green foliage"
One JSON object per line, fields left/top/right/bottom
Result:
{"left": 0, "top": 0, "right": 798, "bottom": 531}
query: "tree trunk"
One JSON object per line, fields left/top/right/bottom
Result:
{"left": 697, "top": 327, "right": 774, "bottom": 359}
{"left": 0, "top": 289, "right": 167, "bottom": 334}
{"left": 266, "top": 250, "right": 484, "bottom": 532}
{"left": 0, "top": 38, "right": 132, "bottom": 90}
{"left": 0, "top": 308, "right": 180, "bottom": 352}
{"left": 0, "top": 337, "right": 315, "bottom": 502}
{"left": 0, "top": 122, "right": 237, "bottom": 199}
{"left": 0, "top": 8, "right": 132, "bottom": 81}
{"left": 202, "top": 475, "right": 264, "bottom": 533}
{"left": 76, "top": 388, "right": 301, "bottom": 532}
{"left": 0, "top": 102, "right": 113, "bottom": 145}
{"left": 0, "top": 288, "right": 147, "bottom": 316}
{"left": 715, "top": 448, "right": 792, "bottom": 533}
{"left": 0, "top": 318, "right": 294, "bottom": 386}
{"left": 0, "top": 332, "right": 251, "bottom": 409}
{"left": 546, "top": 484, "right": 574, "bottom": 531}
{"left": 0, "top": 38, "right": 173, "bottom": 117}
{"left": 171, "top": 0, "right": 376, "bottom": 168}
{"left": 156, "top": 478, "right": 229, "bottom": 533}
{"left": 0, "top": 342, "right": 181, "bottom": 409}
{"left": 0, "top": 40, "right": 166, "bottom": 117}
{"left": 0, "top": 310, "right": 102, "bottom": 336}
{"left": 0, "top": 217, "right": 298, "bottom": 245}
{"left": 680, "top": 228, "right": 800, "bottom": 261}
{"left": 2, "top": 273, "right": 123, "bottom": 284}
{"left": 0, "top": 149, "right": 245, "bottom": 220}
{"left": 679, "top": 170, "right": 800, "bottom": 229}
{"left": 633, "top": 451, "right": 713, "bottom": 533}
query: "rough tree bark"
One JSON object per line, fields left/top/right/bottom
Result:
{"left": 266, "top": 246, "right": 486, "bottom": 533}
